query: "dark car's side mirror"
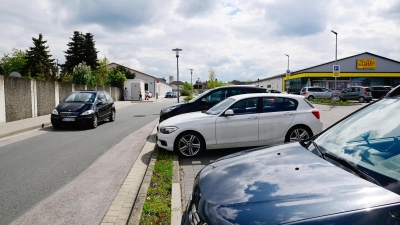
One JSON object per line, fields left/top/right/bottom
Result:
{"left": 201, "top": 98, "right": 206, "bottom": 104}
{"left": 224, "top": 109, "right": 234, "bottom": 116}
{"left": 96, "top": 100, "right": 103, "bottom": 106}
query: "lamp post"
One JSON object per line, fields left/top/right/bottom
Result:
{"left": 56, "top": 58, "right": 60, "bottom": 78}
{"left": 285, "top": 54, "right": 289, "bottom": 71}
{"left": 172, "top": 48, "right": 182, "bottom": 103}
{"left": 331, "top": 30, "right": 338, "bottom": 93}
{"left": 189, "top": 69, "right": 194, "bottom": 95}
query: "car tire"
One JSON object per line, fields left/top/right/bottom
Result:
{"left": 308, "top": 95, "right": 315, "bottom": 101}
{"left": 358, "top": 97, "right": 365, "bottom": 103}
{"left": 285, "top": 126, "right": 312, "bottom": 143}
{"left": 174, "top": 131, "right": 205, "bottom": 157}
{"left": 90, "top": 114, "right": 98, "bottom": 129}
{"left": 109, "top": 109, "right": 116, "bottom": 122}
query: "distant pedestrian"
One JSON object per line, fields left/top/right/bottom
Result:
{"left": 124, "top": 87, "right": 129, "bottom": 101}
{"left": 139, "top": 90, "right": 142, "bottom": 101}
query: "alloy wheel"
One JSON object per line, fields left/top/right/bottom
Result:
{"left": 92, "top": 115, "right": 98, "bottom": 128}
{"left": 288, "top": 128, "right": 310, "bottom": 142}
{"left": 178, "top": 133, "right": 201, "bottom": 157}
{"left": 358, "top": 97, "right": 365, "bottom": 103}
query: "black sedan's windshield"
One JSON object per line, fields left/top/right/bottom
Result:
{"left": 64, "top": 92, "right": 97, "bottom": 103}
{"left": 315, "top": 98, "right": 400, "bottom": 184}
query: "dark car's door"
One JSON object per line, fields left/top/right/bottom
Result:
{"left": 371, "top": 86, "right": 389, "bottom": 98}
{"left": 200, "top": 89, "right": 229, "bottom": 111}
{"left": 96, "top": 92, "right": 108, "bottom": 119}
{"left": 103, "top": 91, "right": 113, "bottom": 117}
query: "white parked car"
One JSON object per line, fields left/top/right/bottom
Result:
{"left": 157, "top": 93, "right": 323, "bottom": 157}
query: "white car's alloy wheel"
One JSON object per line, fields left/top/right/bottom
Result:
{"left": 287, "top": 127, "right": 311, "bottom": 142}
{"left": 176, "top": 132, "right": 202, "bottom": 157}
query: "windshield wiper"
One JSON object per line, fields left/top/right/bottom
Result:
{"left": 310, "top": 140, "right": 380, "bottom": 186}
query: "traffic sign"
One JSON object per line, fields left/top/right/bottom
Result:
{"left": 286, "top": 70, "right": 290, "bottom": 73}
{"left": 333, "top": 65, "right": 340, "bottom": 77}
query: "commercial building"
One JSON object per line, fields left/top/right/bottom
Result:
{"left": 256, "top": 52, "right": 400, "bottom": 92}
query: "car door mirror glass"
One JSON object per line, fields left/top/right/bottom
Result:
{"left": 224, "top": 109, "right": 234, "bottom": 116}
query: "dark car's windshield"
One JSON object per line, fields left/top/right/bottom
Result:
{"left": 64, "top": 92, "right": 97, "bottom": 103}
{"left": 189, "top": 89, "right": 212, "bottom": 103}
{"left": 315, "top": 98, "right": 400, "bottom": 182}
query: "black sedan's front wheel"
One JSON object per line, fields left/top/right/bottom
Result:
{"left": 174, "top": 131, "right": 205, "bottom": 157}
{"left": 89, "top": 114, "right": 98, "bottom": 129}
{"left": 109, "top": 109, "right": 116, "bottom": 122}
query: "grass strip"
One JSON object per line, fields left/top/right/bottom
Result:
{"left": 140, "top": 147, "right": 174, "bottom": 225}
{"left": 310, "top": 99, "right": 357, "bottom": 105}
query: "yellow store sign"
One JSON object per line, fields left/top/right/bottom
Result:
{"left": 357, "top": 59, "right": 376, "bottom": 69}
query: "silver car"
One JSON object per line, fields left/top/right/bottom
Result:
{"left": 339, "top": 86, "right": 372, "bottom": 103}
{"left": 300, "top": 87, "right": 332, "bottom": 100}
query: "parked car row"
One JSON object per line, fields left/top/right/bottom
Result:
{"left": 300, "top": 85, "right": 392, "bottom": 102}
{"left": 180, "top": 85, "right": 400, "bottom": 224}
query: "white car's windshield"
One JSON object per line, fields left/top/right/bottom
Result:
{"left": 315, "top": 98, "right": 400, "bottom": 182}
{"left": 189, "top": 89, "right": 212, "bottom": 103}
{"left": 206, "top": 98, "right": 235, "bottom": 115}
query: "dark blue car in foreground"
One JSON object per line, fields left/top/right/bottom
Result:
{"left": 182, "top": 85, "right": 400, "bottom": 224}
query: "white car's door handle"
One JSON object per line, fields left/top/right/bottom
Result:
{"left": 248, "top": 116, "right": 258, "bottom": 119}
{"left": 284, "top": 112, "right": 294, "bottom": 116}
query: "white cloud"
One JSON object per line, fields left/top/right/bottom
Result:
{"left": 0, "top": 0, "right": 399, "bottom": 83}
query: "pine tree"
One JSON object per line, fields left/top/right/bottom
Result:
{"left": 83, "top": 33, "right": 99, "bottom": 70}
{"left": 23, "top": 33, "right": 55, "bottom": 80}
{"left": 63, "top": 31, "right": 85, "bottom": 74}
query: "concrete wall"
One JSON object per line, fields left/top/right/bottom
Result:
{"left": 0, "top": 75, "right": 121, "bottom": 123}
{"left": 36, "top": 80, "right": 55, "bottom": 116}
{"left": 4, "top": 76, "right": 32, "bottom": 122}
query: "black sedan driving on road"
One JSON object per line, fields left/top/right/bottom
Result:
{"left": 51, "top": 91, "right": 116, "bottom": 129}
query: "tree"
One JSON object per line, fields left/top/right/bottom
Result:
{"left": 23, "top": 34, "right": 55, "bottom": 80}
{"left": 106, "top": 70, "right": 126, "bottom": 87}
{"left": 63, "top": 31, "right": 85, "bottom": 74}
{"left": 82, "top": 33, "right": 99, "bottom": 70}
{"left": 63, "top": 31, "right": 99, "bottom": 74}
{"left": 181, "top": 82, "right": 193, "bottom": 96}
{"left": 207, "top": 67, "right": 217, "bottom": 89}
{"left": 112, "top": 65, "right": 136, "bottom": 79}
{"left": 0, "top": 48, "right": 27, "bottom": 76}
{"left": 93, "top": 57, "right": 112, "bottom": 85}
{"left": 72, "top": 62, "right": 92, "bottom": 85}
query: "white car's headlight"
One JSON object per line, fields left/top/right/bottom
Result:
{"left": 52, "top": 109, "right": 59, "bottom": 115}
{"left": 81, "top": 110, "right": 95, "bottom": 115}
{"left": 160, "top": 126, "right": 178, "bottom": 134}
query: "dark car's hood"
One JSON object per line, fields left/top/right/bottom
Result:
{"left": 56, "top": 102, "right": 93, "bottom": 113}
{"left": 196, "top": 143, "right": 400, "bottom": 224}
{"left": 162, "top": 102, "right": 185, "bottom": 110}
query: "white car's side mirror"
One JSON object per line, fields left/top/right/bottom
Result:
{"left": 224, "top": 109, "right": 234, "bottom": 116}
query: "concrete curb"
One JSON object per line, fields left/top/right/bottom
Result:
{"left": 0, "top": 122, "right": 52, "bottom": 139}
{"left": 127, "top": 128, "right": 159, "bottom": 225}
{"left": 171, "top": 154, "right": 182, "bottom": 224}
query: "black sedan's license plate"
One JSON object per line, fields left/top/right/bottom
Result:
{"left": 62, "top": 118, "right": 75, "bottom": 122}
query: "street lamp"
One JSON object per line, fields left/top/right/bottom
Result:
{"left": 56, "top": 58, "right": 60, "bottom": 78}
{"left": 285, "top": 54, "right": 289, "bottom": 71}
{"left": 331, "top": 30, "right": 338, "bottom": 93}
{"left": 189, "top": 69, "right": 194, "bottom": 95}
{"left": 172, "top": 48, "right": 182, "bottom": 103}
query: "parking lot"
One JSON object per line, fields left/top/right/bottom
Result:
{"left": 179, "top": 102, "right": 367, "bottom": 209}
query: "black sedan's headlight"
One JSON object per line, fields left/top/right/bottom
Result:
{"left": 162, "top": 105, "right": 181, "bottom": 113}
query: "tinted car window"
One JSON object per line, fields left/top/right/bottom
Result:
{"left": 206, "top": 90, "right": 228, "bottom": 102}
{"left": 98, "top": 92, "right": 106, "bottom": 102}
{"left": 284, "top": 98, "right": 298, "bottom": 111}
{"left": 262, "top": 97, "right": 283, "bottom": 113}
{"left": 229, "top": 97, "right": 258, "bottom": 115}
{"left": 352, "top": 87, "right": 360, "bottom": 92}
{"left": 308, "top": 88, "right": 321, "bottom": 92}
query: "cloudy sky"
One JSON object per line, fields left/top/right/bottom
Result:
{"left": 1, "top": 0, "right": 399, "bottom": 83}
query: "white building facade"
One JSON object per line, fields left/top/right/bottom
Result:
{"left": 108, "top": 63, "right": 172, "bottom": 99}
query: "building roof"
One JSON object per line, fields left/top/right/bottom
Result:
{"left": 108, "top": 62, "right": 157, "bottom": 79}
{"left": 170, "top": 81, "right": 185, "bottom": 85}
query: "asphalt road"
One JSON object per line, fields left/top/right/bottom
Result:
{"left": 0, "top": 99, "right": 176, "bottom": 225}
